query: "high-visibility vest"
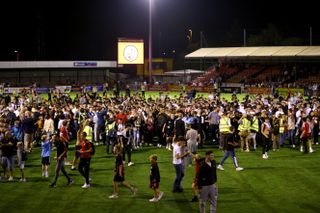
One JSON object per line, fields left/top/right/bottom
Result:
{"left": 239, "top": 118, "right": 250, "bottom": 131}
{"left": 250, "top": 117, "right": 259, "bottom": 132}
{"left": 84, "top": 125, "right": 93, "bottom": 141}
{"left": 219, "top": 117, "right": 230, "bottom": 133}
{"left": 279, "top": 117, "right": 287, "bottom": 133}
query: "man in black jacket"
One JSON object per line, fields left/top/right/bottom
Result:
{"left": 197, "top": 150, "right": 218, "bottom": 213}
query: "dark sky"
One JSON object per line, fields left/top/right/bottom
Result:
{"left": 0, "top": 0, "right": 319, "bottom": 61}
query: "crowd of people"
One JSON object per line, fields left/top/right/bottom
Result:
{"left": 0, "top": 87, "right": 319, "bottom": 211}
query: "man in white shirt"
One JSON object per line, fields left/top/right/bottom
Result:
{"left": 172, "top": 138, "right": 190, "bottom": 193}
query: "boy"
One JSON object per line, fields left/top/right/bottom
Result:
{"left": 41, "top": 135, "right": 51, "bottom": 178}
{"left": 217, "top": 126, "right": 244, "bottom": 171}
{"left": 149, "top": 154, "right": 164, "bottom": 202}
{"left": 109, "top": 145, "right": 137, "bottom": 198}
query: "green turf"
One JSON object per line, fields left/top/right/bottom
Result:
{"left": 1, "top": 142, "right": 320, "bottom": 213}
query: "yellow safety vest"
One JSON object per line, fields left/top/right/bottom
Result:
{"left": 239, "top": 118, "right": 250, "bottom": 131}
{"left": 84, "top": 125, "right": 93, "bottom": 142}
{"left": 219, "top": 117, "right": 230, "bottom": 133}
{"left": 250, "top": 117, "right": 259, "bottom": 132}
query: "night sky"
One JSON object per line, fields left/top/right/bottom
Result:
{"left": 0, "top": 0, "right": 319, "bottom": 61}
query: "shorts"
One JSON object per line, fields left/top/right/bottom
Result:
{"left": 2, "top": 156, "right": 15, "bottom": 171}
{"left": 42, "top": 156, "right": 50, "bottom": 165}
{"left": 150, "top": 180, "right": 159, "bottom": 189}
{"left": 113, "top": 174, "right": 125, "bottom": 182}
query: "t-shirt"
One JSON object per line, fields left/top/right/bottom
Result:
{"left": 115, "top": 154, "right": 124, "bottom": 175}
{"left": 80, "top": 140, "right": 92, "bottom": 159}
{"left": 172, "top": 143, "right": 182, "bottom": 165}
{"left": 150, "top": 163, "right": 160, "bottom": 182}
{"left": 41, "top": 140, "right": 51, "bottom": 157}
{"left": 60, "top": 126, "right": 69, "bottom": 142}
{"left": 55, "top": 140, "right": 67, "bottom": 158}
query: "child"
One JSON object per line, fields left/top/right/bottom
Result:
{"left": 149, "top": 154, "right": 164, "bottom": 202}
{"left": 109, "top": 144, "right": 137, "bottom": 199}
{"left": 17, "top": 142, "right": 26, "bottom": 182}
{"left": 191, "top": 153, "right": 204, "bottom": 202}
{"left": 41, "top": 135, "right": 51, "bottom": 178}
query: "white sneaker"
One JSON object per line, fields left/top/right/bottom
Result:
{"left": 109, "top": 194, "right": 119, "bottom": 199}
{"left": 131, "top": 187, "right": 138, "bottom": 196}
{"left": 8, "top": 176, "right": 13, "bottom": 181}
{"left": 149, "top": 197, "right": 158, "bottom": 202}
{"left": 262, "top": 154, "right": 268, "bottom": 159}
{"left": 45, "top": 172, "right": 49, "bottom": 178}
{"left": 128, "top": 162, "right": 134, "bottom": 167}
{"left": 236, "top": 167, "right": 244, "bottom": 171}
{"left": 19, "top": 178, "right": 26, "bottom": 182}
{"left": 65, "top": 161, "right": 72, "bottom": 166}
{"left": 158, "top": 191, "right": 164, "bottom": 201}
{"left": 217, "top": 165, "right": 224, "bottom": 171}
{"left": 300, "top": 146, "right": 304, "bottom": 152}
{"left": 42, "top": 172, "right": 45, "bottom": 177}
{"left": 309, "top": 149, "right": 314, "bottom": 153}
{"left": 292, "top": 144, "right": 296, "bottom": 148}
{"left": 81, "top": 183, "right": 90, "bottom": 189}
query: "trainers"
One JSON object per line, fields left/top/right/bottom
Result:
{"left": 128, "top": 162, "right": 134, "bottom": 167}
{"left": 236, "top": 167, "right": 244, "bottom": 171}
{"left": 262, "top": 154, "right": 268, "bottom": 159}
{"left": 292, "top": 144, "right": 296, "bottom": 148}
{"left": 158, "top": 191, "right": 164, "bottom": 201}
{"left": 309, "top": 149, "right": 314, "bottom": 153}
{"left": 109, "top": 194, "right": 119, "bottom": 199}
{"left": 149, "top": 197, "right": 158, "bottom": 202}
{"left": 81, "top": 183, "right": 90, "bottom": 189}
{"left": 49, "top": 183, "right": 56, "bottom": 188}
{"left": 71, "top": 166, "right": 76, "bottom": 170}
{"left": 19, "top": 178, "right": 26, "bottom": 182}
{"left": 217, "top": 165, "right": 224, "bottom": 171}
{"left": 131, "top": 187, "right": 138, "bottom": 196}
{"left": 191, "top": 196, "right": 199, "bottom": 202}
{"left": 8, "top": 176, "right": 13, "bottom": 181}
{"left": 68, "top": 179, "right": 74, "bottom": 186}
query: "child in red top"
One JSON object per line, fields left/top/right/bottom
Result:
{"left": 78, "top": 131, "right": 92, "bottom": 189}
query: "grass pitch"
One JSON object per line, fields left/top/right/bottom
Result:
{"left": 1, "top": 142, "right": 320, "bottom": 213}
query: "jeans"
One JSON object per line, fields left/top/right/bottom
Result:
{"left": 219, "top": 150, "right": 239, "bottom": 167}
{"left": 52, "top": 157, "right": 71, "bottom": 184}
{"left": 173, "top": 164, "right": 184, "bottom": 192}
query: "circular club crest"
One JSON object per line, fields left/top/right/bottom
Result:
{"left": 123, "top": 45, "right": 138, "bottom": 62}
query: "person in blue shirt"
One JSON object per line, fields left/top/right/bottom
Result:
{"left": 41, "top": 135, "right": 52, "bottom": 178}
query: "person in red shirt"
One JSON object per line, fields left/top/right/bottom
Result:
{"left": 78, "top": 131, "right": 92, "bottom": 188}
{"left": 60, "top": 120, "right": 71, "bottom": 165}
{"left": 191, "top": 153, "right": 204, "bottom": 202}
{"left": 300, "top": 117, "right": 310, "bottom": 153}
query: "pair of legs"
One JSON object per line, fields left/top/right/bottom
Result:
{"left": 200, "top": 183, "right": 218, "bottom": 213}
{"left": 78, "top": 158, "right": 91, "bottom": 185}
{"left": 51, "top": 158, "right": 72, "bottom": 186}
{"left": 173, "top": 164, "right": 184, "bottom": 192}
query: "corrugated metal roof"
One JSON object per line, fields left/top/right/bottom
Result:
{"left": 185, "top": 46, "right": 320, "bottom": 58}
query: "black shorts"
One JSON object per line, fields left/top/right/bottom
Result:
{"left": 42, "top": 156, "right": 50, "bottom": 165}
{"left": 113, "top": 174, "right": 125, "bottom": 182}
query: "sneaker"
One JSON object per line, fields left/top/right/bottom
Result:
{"left": 49, "top": 183, "right": 56, "bottom": 188}
{"left": 45, "top": 172, "right": 49, "bottom": 178}
{"left": 8, "top": 176, "right": 13, "bottom": 181}
{"left": 131, "top": 187, "right": 138, "bottom": 196}
{"left": 149, "top": 197, "right": 158, "bottom": 202}
{"left": 309, "top": 149, "right": 314, "bottom": 153}
{"left": 236, "top": 167, "right": 244, "bottom": 171}
{"left": 292, "top": 144, "right": 296, "bottom": 148}
{"left": 262, "top": 154, "right": 268, "bottom": 159}
{"left": 68, "top": 179, "right": 74, "bottom": 186}
{"left": 191, "top": 196, "right": 199, "bottom": 202}
{"left": 245, "top": 149, "right": 250, "bottom": 152}
{"left": 42, "top": 172, "right": 45, "bottom": 177}
{"left": 65, "top": 161, "right": 72, "bottom": 166}
{"left": 128, "top": 162, "right": 134, "bottom": 167}
{"left": 109, "top": 194, "right": 119, "bottom": 199}
{"left": 71, "top": 166, "right": 76, "bottom": 170}
{"left": 81, "top": 183, "right": 90, "bottom": 189}
{"left": 19, "top": 178, "right": 26, "bottom": 182}
{"left": 217, "top": 165, "right": 224, "bottom": 171}
{"left": 158, "top": 191, "right": 164, "bottom": 201}
{"left": 300, "top": 146, "right": 304, "bottom": 152}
